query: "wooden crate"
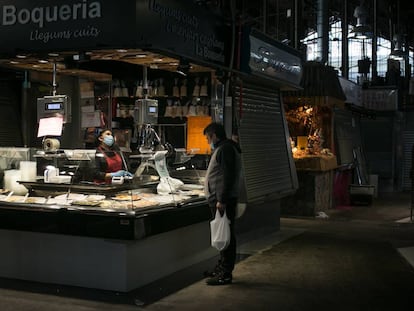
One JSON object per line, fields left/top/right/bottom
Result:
{"left": 294, "top": 155, "right": 337, "bottom": 171}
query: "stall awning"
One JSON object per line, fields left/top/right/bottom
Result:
{"left": 283, "top": 61, "right": 346, "bottom": 106}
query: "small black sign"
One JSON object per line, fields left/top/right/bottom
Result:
{"left": 136, "top": 0, "right": 229, "bottom": 67}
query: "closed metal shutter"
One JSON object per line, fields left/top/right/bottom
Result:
{"left": 360, "top": 116, "right": 394, "bottom": 178}
{"left": 234, "top": 78, "right": 297, "bottom": 202}
{"left": 334, "top": 108, "right": 362, "bottom": 166}
{"left": 0, "top": 81, "right": 22, "bottom": 146}
{"left": 402, "top": 131, "right": 414, "bottom": 191}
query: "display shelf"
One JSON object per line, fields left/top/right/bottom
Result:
{"left": 0, "top": 196, "right": 209, "bottom": 240}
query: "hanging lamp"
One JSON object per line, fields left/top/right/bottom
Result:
{"left": 389, "top": 33, "right": 405, "bottom": 60}
{"left": 349, "top": 0, "right": 372, "bottom": 39}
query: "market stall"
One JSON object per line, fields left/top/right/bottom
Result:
{"left": 281, "top": 62, "right": 346, "bottom": 216}
{"left": 0, "top": 0, "right": 229, "bottom": 291}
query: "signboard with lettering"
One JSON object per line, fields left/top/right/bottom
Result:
{"left": 136, "top": 0, "right": 229, "bottom": 67}
{"left": 0, "top": 0, "right": 136, "bottom": 54}
{"left": 0, "top": 0, "right": 229, "bottom": 68}
{"left": 361, "top": 89, "right": 398, "bottom": 111}
{"left": 240, "top": 28, "right": 302, "bottom": 88}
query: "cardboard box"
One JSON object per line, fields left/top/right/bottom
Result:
{"left": 349, "top": 184, "right": 375, "bottom": 205}
{"left": 349, "top": 184, "right": 375, "bottom": 196}
{"left": 294, "top": 155, "right": 337, "bottom": 171}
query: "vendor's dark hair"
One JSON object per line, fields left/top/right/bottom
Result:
{"left": 203, "top": 122, "right": 227, "bottom": 140}
{"left": 95, "top": 128, "right": 110, "bottom": 147}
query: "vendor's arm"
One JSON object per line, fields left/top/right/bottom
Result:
{"left": 93, "top": 152, "right": 110, "bottom": 181}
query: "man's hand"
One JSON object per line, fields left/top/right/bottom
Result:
{"left": 216, "top": 201, "right": 226, "bottom": 216}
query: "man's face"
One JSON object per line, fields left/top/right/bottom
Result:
{"left": 205, "top": 133, "right": 217, "bottom": 145}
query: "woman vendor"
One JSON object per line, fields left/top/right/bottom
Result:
{"left": 93, "top": 129, "right": 133, "bottom": 183}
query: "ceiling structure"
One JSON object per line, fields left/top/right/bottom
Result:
{"left": 0, "top": 49, "right": 212, "bottom": 82}
{"left": 235, "top": 0, "right": 414, "bottom": 51}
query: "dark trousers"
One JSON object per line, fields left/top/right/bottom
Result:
{"left": 210, "top": 198, "right": 237, "bottom": 274}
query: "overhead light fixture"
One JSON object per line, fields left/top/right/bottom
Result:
{"left": 176, "top": 58, "right": 191, "bottom": 76}
{"left": 72, "top": 52, "right": 91, "bottom": 62}
{"left": 389, "top": 34, "right": 405, "bottom": 60}
{"left": 349, "top": 1, "right": 372, "bottom": 39}
{"left": 389, "top": 49, "right": 405, "bottom": 61}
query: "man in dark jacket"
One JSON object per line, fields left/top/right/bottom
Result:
{"left": 203, "top": 122, "right": 241, "bottom": 285}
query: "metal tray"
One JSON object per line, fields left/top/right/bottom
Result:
{"left": 19, "top": 180, "right": 157, "bottom": 195}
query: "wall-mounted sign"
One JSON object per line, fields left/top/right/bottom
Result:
{"left": 136, "top": 0, "right": 229, "bottom": 67}
{"left": 248, "top": 34, "right": 302, "bottom": 87}
{"left": 361, "top": 89, "right": 398, "bottom": 111}
{"left": 0, "top": 0, "right": 229, "bottom": 68}
{"left": 239, "top": 28, "right": 302, "bottom": 88}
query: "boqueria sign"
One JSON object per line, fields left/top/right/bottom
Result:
{"left": 0, "top": 0, "right": 135, "bottom": 52}
{"left": 0, "top": 0, "right": 229, "bottom": 67}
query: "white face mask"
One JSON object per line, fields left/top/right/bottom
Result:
{"left": 103, "top": 135, "right": 114, "bottom": 147}
{"left": 210, "top": 142, "right": 215, "bottom": 150}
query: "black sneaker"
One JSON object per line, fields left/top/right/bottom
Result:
{"left": 206, "top": 273, "right": 232, "bottom": 286}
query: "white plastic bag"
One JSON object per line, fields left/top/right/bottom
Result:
{"left": 210, "top": 210, "right": 231, "bottom": 251}
{"left": 157, "top": 177, "right": 184, "bottom": 195}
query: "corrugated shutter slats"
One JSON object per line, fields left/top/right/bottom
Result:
{"left": 234, "top": 80, "right": 297, "bottom": 202}
{"left": 0, "top": 81, "right": 22, "bottom": 146}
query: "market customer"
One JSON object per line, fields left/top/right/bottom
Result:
{"left": 203, "top": 122, "right": 242, "bottom": 286}
{"left": 93, "top": 129, "right": 133, "bottom": 184}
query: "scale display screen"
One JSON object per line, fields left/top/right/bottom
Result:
{"left": 136, "top": 99, "right": 158, "bottom": 124}
{"left": 37, "top": 95, "right": 71, "bottom": 123}
{"left": 45, "top": 103, "right": 62, "bottom": 110}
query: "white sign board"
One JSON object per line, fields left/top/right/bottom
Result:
{"left": 37, "top": 117, "right": 63, "bottom": 137}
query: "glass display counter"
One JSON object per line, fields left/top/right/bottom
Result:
{"left": 0, "top": 148, "right": 213, "bottom": 291}
{"left": 0, "top": 185, "right": 208, "bottom": 239}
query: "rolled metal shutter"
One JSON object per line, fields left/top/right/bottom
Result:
{"left": 402, "top": 131, "right": 414, "bottom": 191}
{"left": 234, "top": 78, "right": 297, "bottom": 202}
{"left": 0, "top": 81, "right": 22, "bottom": 146}
{"left": 334, "top": 108, "right": 363, "bottom": 165}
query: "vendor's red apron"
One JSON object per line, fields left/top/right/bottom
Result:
{"left": 96, "top": 148, "right": 122, "bottom": 184}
